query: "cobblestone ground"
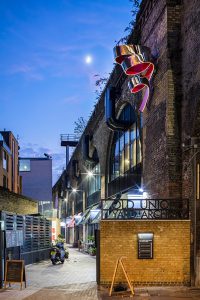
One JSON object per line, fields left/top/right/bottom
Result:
{"left": 0, "top": 247, "right": 200, "bottom": 299}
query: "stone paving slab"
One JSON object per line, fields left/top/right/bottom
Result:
{"left": 1, "top": 284, "right": 200, "bottom": 300}
{"left": 1, "top": 248, "right": 200, "bottom": 299}
{"left": 24, "top": 282, "right": 98, "bottom": 300}
{"left": 99, "top": 286, "right": 200, "bottom": 299}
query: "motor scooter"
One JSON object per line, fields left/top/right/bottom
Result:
{"left": 50, "top": 245, "right": 65, "bottom": 265}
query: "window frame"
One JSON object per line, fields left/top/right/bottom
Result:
{"left": 109, "top": 105, "right": 142, "bottom": 182}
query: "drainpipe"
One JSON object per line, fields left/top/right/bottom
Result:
{"left": 105, "top": 86, "right": 134, "bottom": 131}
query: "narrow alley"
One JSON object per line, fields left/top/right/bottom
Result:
{"left": 1, "top": 247, "right": 200, "bottom": 299}
{"left": 1, "top": 247, "right": 200, "bottom": 300}
{"left": 0, "top": 247, "right": 97, "bottom": 300}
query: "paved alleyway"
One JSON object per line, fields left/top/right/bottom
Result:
{"left": 1, "top": 247, "right": 200, "bottom": 299}
{"left": 0, "top": 247, "right": 97, "bottom": 300}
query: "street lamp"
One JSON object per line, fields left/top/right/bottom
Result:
{"left": 87, "top": 171, "right": 94, "bottom": 177}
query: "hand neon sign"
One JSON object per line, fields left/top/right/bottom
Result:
{"left": 113, "top": 45, "right": 154, "bottom": 112}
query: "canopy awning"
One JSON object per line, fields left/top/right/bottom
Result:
{"left": 67, "top": 216, "right": 75, "bottom": 228}
{"left": 78, "top": 201, "right": 114, "bottom": 225}
{"left": 77, "top": 203, "right": 100, "bottom": 225}
{"left": 67, "top": 213, "right": 82, "bottom": 228}
{"left": 90, "top": 210, "right": 101, "bottom": 224}
{"left": 66, "top": 217, "right": 72, "bottom": 225}
{"left": 77, "top": 208, "right": 91, "bottom": 226}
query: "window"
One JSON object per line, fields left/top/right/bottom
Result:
{"left": 110, "top": 105, "right": 142, "bottom": 182}
{"left": 88, "top": 163, "right": 101, "bottom": 196}
{"left": 3, "top": 150, "right": 8, "bottom": 170}
{"left": 19, "top": 159, "right": 31, "bottom": 171}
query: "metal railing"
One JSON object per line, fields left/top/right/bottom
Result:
{"left": 101, "top": 198, "right": 189, "bottom": 220}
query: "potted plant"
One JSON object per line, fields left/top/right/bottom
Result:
{"left": 89, "top": 247, "right": 96, "bottom": 256}
{"left": 88, "top": 235, "right": 95, "bottom": 243}
{"left": 64, "top": 248, "right": 69, "bottom": 259}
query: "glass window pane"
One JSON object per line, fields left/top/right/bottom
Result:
{"left": 130, "top": 124, "right": 136, "bottom": 141}
{"left": 125, "top": 131, "right": 129, "bottom": 145}
{"left": 88, "top": 163, "right": 101, "bottom": 195}
{"left": 109, "top": 105, "right": 142, "bottom": 182}
{"left": 115, "top": 140, "right": 120, "bottom": 178}
{"left": 119, "top": 134, "right": 124, "bottom": 153}
{"left": 3, "top": 151, "right": 7, "bottom": 170}
{"left": 124, "top": 131, "right": 129, "bottom": 172}
{"left": 124, "top": 144, "right": 130, "bottom": 172}
{"left": 115, "top": 140, "right": 119, "bottom": 156}
{"left": 132, "top": 140, "right": 137, "bottom": 167}
{"left": 137, "top": 138, "right": 142, "bottom": 164}
{"left": 120, "top": 150, "right": 124, "bottom": 175}
{"left": 88, "top": 175, "right": 95, "bottom": 195}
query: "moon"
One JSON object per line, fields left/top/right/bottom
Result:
{"left": 85, "top": 55, "right": 93, "bottom": 64}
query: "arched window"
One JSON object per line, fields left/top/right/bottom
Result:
{"left": 110, "top": 104, "right": 142, "bottom": 182}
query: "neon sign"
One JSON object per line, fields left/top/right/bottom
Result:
{"left": 114, "top": 45, "right": 154, "bottom": 112}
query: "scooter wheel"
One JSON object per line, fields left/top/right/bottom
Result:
{"left": 61, "top": 260, "right": 64, "bottom": 264}
{"left": 52, "top": 260, "right": 56, "bottom": 265}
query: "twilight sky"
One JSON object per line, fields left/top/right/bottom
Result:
{"left": 0, "top": 0, "right": 134, "bottom": 184}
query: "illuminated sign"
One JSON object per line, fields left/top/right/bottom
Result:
{"left": 113, "top": 45, "right": 154, "bottom": 112}
{"left": 101, "top": 198, "right": 189, "bottom": 220}
{"left": 52, "top": 221, "right": 57, "bottom": 241}
{"left": 138, "top": 233, "right": 153, "bottom": 259}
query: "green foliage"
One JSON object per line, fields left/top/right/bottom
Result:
{"left": 94, "top": 74, "right": 109, "bottom": 99}
{"left": 89, "top": 247, "right": 96, "bottom": 255}
{"left": 55, "top": 234, "right": 65, "bottom": 245}
{"left": 58, "top": 234, "right": 64, "bottom": 239}
{"left": 74, "top": 117, "right": 87, "bottom": 135}
{"left": 115, "top": 0, "right": 142, "bottom": 45}
{"left": 65, "top": 249, "right": 69, "bottom": 259}
{"left": 88, "top": 235, "right": 95, "bottom": 242}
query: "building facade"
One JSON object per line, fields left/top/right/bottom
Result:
{"left": 20, "top": 157, "right": 52, "bottom": 214}
{"left": 53, "top": 0, "right": 200, "bottom": 285}
{"left": 0, "top": 131, "right": 21, "bottom": 193}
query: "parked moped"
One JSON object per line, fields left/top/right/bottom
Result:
{"left": 50, "top": 244, "right": 65, "bottom": 265}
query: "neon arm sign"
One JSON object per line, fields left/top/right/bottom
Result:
{"left": 113, "top": 45, "right": 154, "bottom": 112}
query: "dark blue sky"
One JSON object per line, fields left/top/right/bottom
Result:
{"left": 0, "top": 0, "right": 133, "bottom": 184}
